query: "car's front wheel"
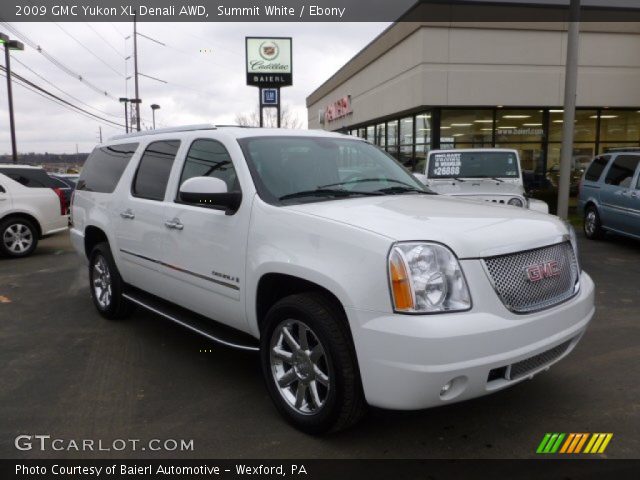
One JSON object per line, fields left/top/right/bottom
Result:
{"left": 89, "top": 242, "right": 134, "bottom": 319}
{"left": 584, "top": 205, "right": 605, "bottom": 240}
{"left": 0, "top": 217, "right": 38, "bottom": 258}
{"left": 260, "top": 293, "right": 366, "bottom": 434}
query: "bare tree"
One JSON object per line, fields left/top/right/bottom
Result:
{"left": 235, "top": 105, "right": 303, "bottom": 129}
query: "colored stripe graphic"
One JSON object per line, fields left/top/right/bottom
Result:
{"left": 538, "top": 433, "right": 613, "bottom": 454}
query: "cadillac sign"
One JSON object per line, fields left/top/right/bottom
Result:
{"left": 246, "top": 37, "right": 292, "bottom": 87}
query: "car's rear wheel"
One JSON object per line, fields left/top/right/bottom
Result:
{"left": 0, "top": 217, "right": 38, "bottom": 258}
{"left": 89, "top": 242, "right": 134, "bottom": 319}
{"left": 584, "top": 205, "right": 605, "bottom": 240}
{"left": 260, "top": 293, "right": 366, "bottom": 434}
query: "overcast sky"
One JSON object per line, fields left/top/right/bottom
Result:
{"left": 0, "top": 22, "right": 389, "bottom": 154}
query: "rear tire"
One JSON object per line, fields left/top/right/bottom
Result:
{"left": 584, "top": 205, "right": 605, "bottom": 240}
{"left": 0, "top": 217, "right": 38, "bottom": 258}
{"left": 89, "top": 242, "right": 134, "bottom": 320}
{"left": 260, "top": 292, "right": 366, "bottom": 434}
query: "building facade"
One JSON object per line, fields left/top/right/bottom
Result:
{"left": 306, "top": 22, "right": 640, "bottom": 177}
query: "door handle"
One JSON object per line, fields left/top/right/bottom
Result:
{"left": 120, "top": 209, "right": 135, "bottom": 219}
{"left": 164, "top": 218, "right": 184, "bottom": 230}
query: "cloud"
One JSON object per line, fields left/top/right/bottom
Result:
{"left": 0, "top": 21, "right": 389, "bottom": 154}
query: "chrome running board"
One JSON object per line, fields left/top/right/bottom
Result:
{"left": 123, "top": 290, "right": 259, "bottom": 352}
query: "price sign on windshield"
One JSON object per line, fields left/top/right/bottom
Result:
{"left": 433, "top": 153, "right": 461, "bottom": 176}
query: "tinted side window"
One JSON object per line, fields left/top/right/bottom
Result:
{"left": 133, "top": 140, "right": 181, "bottom": 201}
{"left": 178, "top": 139, "right": 239, "bottom": 197}
{"left": 604, "top": 155, "right": 640, "bottom": 188}
{"left": 77, "top": 143, "right": 139, "bottom": 193}
{"left": 0, "top": 168, "right": 53, "bottom": 188}
{"left": 584, "top": 156, "right": 610, "bottom": 182}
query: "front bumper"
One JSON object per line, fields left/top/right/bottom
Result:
{"left": 347, "top": 267, "right": 595, "bottom": 410}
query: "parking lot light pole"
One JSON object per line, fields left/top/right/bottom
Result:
{"left": 129, "top": 98, "right": 141, "bottom": 130}
{"left": 119, "top": 97, "right": 130, "bottom": 133}
{"left": 1, "top": 33, "right": 24, "bottom": 164}
{"left": 557, "top": 0, "right": 581, "bottom": 220}
{"left": 150, "top": 104, "right": 160, "bottom": 129}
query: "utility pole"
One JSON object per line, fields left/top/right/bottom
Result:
{"left": 98, "top": 126, "right": 103, "bottom": 143}
{"left": 133, "top": 12, "right": 141, "bottom": 132}
{"left": 119, "top": 97, "right": 129, "bottom": 133}
{"left": 1, "top": 33, "right": 24, "bottom": 163}
{"left": 557, "top": 0, "right": 581, "bottom": 220}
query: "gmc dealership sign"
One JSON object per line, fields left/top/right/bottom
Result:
{"left": 324, "top": 96, "right": 352, "bottom": 123}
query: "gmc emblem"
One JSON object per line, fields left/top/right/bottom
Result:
{"left": 525, "top": 261, "right": 561, "bottom": 283}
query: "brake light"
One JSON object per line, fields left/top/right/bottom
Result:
{"left": 53, "top": 187, "right": 67, "bottom": 215}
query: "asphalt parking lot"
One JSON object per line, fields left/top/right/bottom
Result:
{"left": 1, "top": 231, "right": 638, "bottom": 459}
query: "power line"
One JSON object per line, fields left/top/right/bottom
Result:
{"left": 0, "top": 21, "right": 117, "bottom": 99}
{"left": 84, "top": 23, "right": 125, "bottom": 59}
{"left": 10, "top": 55, "right": 123, "bottom": 120}
{"left": 0, "top": 65, "right": 126, "bottom": 129}
{"left": 53, "top": 22, "right": 125, "bottom": 78}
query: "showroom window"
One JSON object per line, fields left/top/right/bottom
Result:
{"left": 441, "top": 109, "right": 493, "bottom": 146}
{"left": 415, "top": 113, "right": 431, "bottom": 173}
{"left": 375, "top": 123, "right": 386, "bottom": 148}
{"left": 387, "top": 119, "right": 399, "bottom": 159}
{"left": 495, "top": 109, "right": 545, "bottom": 172}
{"left": 398, "top": 117, "right": 414, "bottom": 169}
{"left": 366, "top": 125, "right": 375, "bottom": 142}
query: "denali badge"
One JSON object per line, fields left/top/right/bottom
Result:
{"left": 525, "top": 261, "right": 560, "bottom": 283}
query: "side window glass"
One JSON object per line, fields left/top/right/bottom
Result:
{"left": 584, "top": 156, "right": 609, "bottom": 182}
{"left": 178, "top": 139, "right": 239, "bottom": 198}
{"left": 77, "top": 143, "right": 139, "bottom": 193}
{"left": 132, "top": 140, "right": 181, "bottom": 201}
{"left": 604, "top": 155, "right": 640, "bottom": 188}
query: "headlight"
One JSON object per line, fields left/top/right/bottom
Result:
{"left": 388, "top": 242, "right": 471, "bottom": 313}
{"left": 508, "top": 197, "right": 524, "bottom": 208}
{"left": 564, "top": 222, "right": 581, "bottom": 274}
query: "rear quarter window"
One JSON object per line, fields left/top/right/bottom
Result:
{"left": 77, "top": 143, "right": 139, "bottom": 194}
{"left": 584, "top": 156, "right": 610, "bottom": 182}
{"left": 0, "top": 168, "right": 54, "bottom": 188}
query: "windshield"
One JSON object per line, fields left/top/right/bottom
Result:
{"left": 239, "top": 136, "right": 430, "bottom": 204}
{"left": 427, "top": 151, "right": 520, "bottom": 179}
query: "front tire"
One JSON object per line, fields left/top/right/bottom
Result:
{"left": 260, "top": 293, "right": 366, "bottom": 434}
{"left": 89, "top": 242, "right": 134, "bottom": 319}
{"left": 584, "top": 205, "right": 605, "bottom": 240}
{"left": 0, "top": 217, "right": 38, "bottom": 258}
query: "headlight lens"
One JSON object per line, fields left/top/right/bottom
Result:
{"left": 565, "top": 222, "right": 581, "bottom": 274}
{"left": 388, "top": 242, "right": 471, "bottom": 313}
{"left": 508, "top": 197, "right": 524, "bottom": 208}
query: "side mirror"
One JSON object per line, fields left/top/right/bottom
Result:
{"left": 179, "top": 176, "right": 242, "bottom": 215}
{"left": 413, "top": 173, "right": 428, "bottom": 185}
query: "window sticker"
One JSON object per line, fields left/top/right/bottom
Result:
{"left": 432, "top": 153, "right": 462, "bottom": 176}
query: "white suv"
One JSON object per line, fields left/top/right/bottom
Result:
{"left": 71, "top": 126, "right": 595, "bottom": 433}
{"left": 0, "top": 165, "right": 68, "bottom": 257}
{"left": 419, "top": 148, "right": 549, "bottom": 213}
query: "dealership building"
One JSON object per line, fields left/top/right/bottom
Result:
{"left": 306, "top": 21, "right": 640, "bottom": 176}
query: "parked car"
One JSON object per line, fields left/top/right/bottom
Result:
{"left": 416, "top": 148, "right": 549, "bottom": 213}
{"left": 71, "top": 126, "right": 594, "bottom": 433}
{"left": 579, "top": 151, "right": 640, "bottom": 241}
{"left": 0, "top": 165, "right": 68, "bottom": 257}
{"left": 49, "top": 174, "right": 76, "bottom": 212}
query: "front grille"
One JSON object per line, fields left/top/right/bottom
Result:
{"left": 508, "top": 340, "right": 573, "bottom": 380}
{"left": 487, "top": 339, "right": 573, "bottom": 383}
{"left": 483, "top": 242, "right": 579, "bottom": 313}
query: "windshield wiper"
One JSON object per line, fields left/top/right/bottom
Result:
{"left": 376, "top": 186, "right": 435, "bottom": 195}
{"left": 278, "top": 188, "right": 383, "bottom": 201}
{"left": 319, "top": 178, "right": 414, "bottom": 189}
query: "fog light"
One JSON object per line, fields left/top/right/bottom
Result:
{"left": 440, "top": 381, "right": 452, "bottom": 396}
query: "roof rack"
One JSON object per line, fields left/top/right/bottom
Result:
{"left": 108, "top": 124, "right": 258, "bottom": 141}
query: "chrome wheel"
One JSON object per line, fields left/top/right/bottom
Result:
{"left": 92, "top": 254, "right": 112, "bottom": 309}
{"left": 585, "top": 210, "right": 597, "bottom": 236}
{"left": 3, "top": 223, "right": 34, "bottom": 254}
{"left": 270, "top": 319, "right": 330, "bottom": 415}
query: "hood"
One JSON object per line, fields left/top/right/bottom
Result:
{"left": 427, "top": 179, "right": 523, "bottom": 196}
{"left": 286, "top": 195, "right": 567, "bottom": 259}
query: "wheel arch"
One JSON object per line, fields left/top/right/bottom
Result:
{"left": 0, "top": 212, "right": 43, "bottom": 238}
{"left": 84, "top": 225, "right": 109, "bottom": 259}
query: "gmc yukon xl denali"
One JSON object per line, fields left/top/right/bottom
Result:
{"left": 71, "top": 126, "right": 595, "bottom": 433}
